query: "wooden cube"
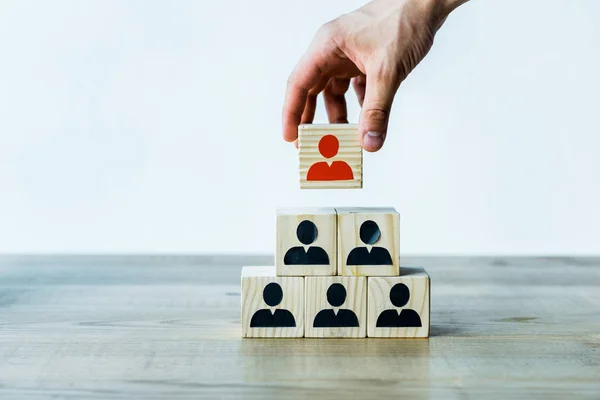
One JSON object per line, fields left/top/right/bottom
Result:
{"left": 275, "top": 207, "right": 337, "bottom": 276}
{"left": 241, "top": 266, "right": 304, "bottom": 338}
{"left": 367, "top": 267, "right": 430, "bottom": 338}
{"left": 337, "top": 207, "right": 400, "bottom": 276}
{"left": 305, "top": 276, "right": 367, "bottom": 338}
{"left": 298, "top": 124, "right": 362, "bottom": 189}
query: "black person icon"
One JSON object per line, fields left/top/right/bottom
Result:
{"left": 250, "top": 282, "right": 296, "bottom": 328}
{"left": 283, "top": 220, "right": 330, "bottom": 265}
{"left": 313, "top": 283, "right": 359, "bottom": 327}
{"left": 346, "top": 220, "right": 393, "bottom": 265}
{"left": 376, "top": 283, "right": 422, "bottom": 328}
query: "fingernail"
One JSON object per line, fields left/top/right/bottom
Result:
{"left": 364, "top": 131, "right": 385, "bottom": 150}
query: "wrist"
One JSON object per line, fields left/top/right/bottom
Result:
{"left": 436, "top": 0, "right": 469, "bottom": 16}
{"left": 419, "top": 0, "right": 468, "bottom": 29}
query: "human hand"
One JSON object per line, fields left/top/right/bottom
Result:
{"left": 282, "top": 0, "right": 468, "bottom": 152}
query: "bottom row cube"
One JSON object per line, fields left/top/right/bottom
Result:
{"left": 241, "top": 266, "right": 430, "bottom": 338}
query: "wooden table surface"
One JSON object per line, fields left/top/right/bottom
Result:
{"left": 1, "top": 255, "right": 599, "bottom": 399}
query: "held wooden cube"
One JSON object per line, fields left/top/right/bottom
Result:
{"left": 305, "top": 276, "right": 367, "bottom": 338}
{"left": 298, "top": 124, "right": 362, "bottom": 189}
{"left": 367, "top": 267, "right": 430, "bottom": 338}
{"left": 336, "top": 207, "right": 400, "bottom": 276}
{"left": 241, "top": 266, "right": 304, "bottom": 338}
{"left": 275, "top": 207, "right": 337, "bottom": 276}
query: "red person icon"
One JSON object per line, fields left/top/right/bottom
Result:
{"left": 306, "top": 134, "right": 354, "bottom": 181}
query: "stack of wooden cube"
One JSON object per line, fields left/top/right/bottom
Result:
{"left": 241, "top": 125, "right": 430, "bottom": 339}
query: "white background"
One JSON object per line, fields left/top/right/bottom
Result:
{"left": 1, "top": 0, "right": 599, "bottom": 255}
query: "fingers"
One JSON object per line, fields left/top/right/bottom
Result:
{"left": 359, "top": 69, "right": 400, "bottom": 152}
{"left": 283, "top": 20, "right": 357, "bottom": 142}
{"left": 323, "top": 78, "right": 350, "bottom": 123}
{"left": 300, "top": 76, "right": 330, "bottom": 125}
{"left": 352, "top": 75, "right": 366, "bottom": 107}
{"left": 282, "top": 55, "right": 323, "bottom": 143}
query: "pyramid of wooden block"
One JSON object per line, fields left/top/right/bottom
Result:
{"left": 241, "top": 206, "right": 430, "bottom": 339}
{"left": 298, "top": 124, "right": 362, "bottom": 189}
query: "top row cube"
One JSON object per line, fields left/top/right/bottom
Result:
{"left": 276, "top": 207, "right": 400, "bottom": 277}
{"left": 298, "top": 124, "right": 362, "bottom": 189}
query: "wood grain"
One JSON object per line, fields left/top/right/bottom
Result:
{"left": 304, "top": 276, "right": 367, "bottom": 338}
{"left": 275, "top": 207, "right": 337, "bottom": 276}
{"left": 336, "top": 207, "right": 400, "bottom": 276}
{"left": 1, "top": 255, "right": 600, "bottom": 398}
{"left": 241, "top": 266, "right": 304, "bottom": 338}
{"left": 367, "top": 267, "right": 430, "bottom": 338}
{"left": 298, "top": 124, "right": 362, "bottom": 189}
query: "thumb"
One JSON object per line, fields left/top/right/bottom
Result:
{"left": 359, "top": 72, "right": 399, "bottom": 152}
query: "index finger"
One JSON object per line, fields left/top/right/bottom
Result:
{"left": 282, "top": 54, "right": 323, "bottom": 143}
